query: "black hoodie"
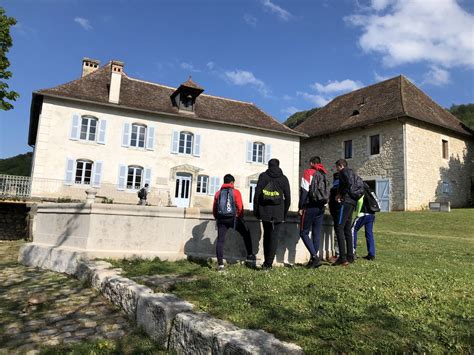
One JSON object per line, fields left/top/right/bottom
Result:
{"left": 253, "top": 166, "right": 291, "bottom": 223}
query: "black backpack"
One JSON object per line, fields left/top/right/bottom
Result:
{"left": 309, "top": 170, "right": 330, "bottom": 203}
{"left": 138, "top": 188, "right": 146, "bottom": 199}
{"left": 217, "top": 188, "right": 237, "bottom": 218}
{"left": 349, "top": 174, "right": 364, "bottom": 200}
{"left": 363, "top": 183, "right": 381, "bottom": 213}
{"left": 261, "top": 180, "right": 283, "bottom": 205}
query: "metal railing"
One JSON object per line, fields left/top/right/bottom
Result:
{"left": 0, "top": 174, "right": 32, "bottom": 198}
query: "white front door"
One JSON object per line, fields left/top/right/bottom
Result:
{"left": 376, "top": 179, "right": 390, "bottom": 212}
{"left": 248, "top": 181, "right": 257, "bottom": 210}
{"left": 175, "top": 174, "right": 192, "bottom": 208}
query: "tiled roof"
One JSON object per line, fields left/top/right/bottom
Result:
{"left": 34, "top": 63, "right": 302, "bottom": 137}
{"left": 296, "top": 75, "right": 472, "bottom": 138}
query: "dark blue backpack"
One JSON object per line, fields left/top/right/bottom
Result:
{"left": 217, "top": 188, "right": 236, "bottom": 218}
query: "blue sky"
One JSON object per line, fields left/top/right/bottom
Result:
{"left": 1, "top": 0, "right": 473, "bottom": 158}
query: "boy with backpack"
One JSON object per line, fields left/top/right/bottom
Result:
{"left": 298, "top": 156, "right": 329, "bottom": 268}
{"left": 333, "top": 159, "right": 364, "bottom": 266}
{"left": 213, "top": 174, "right": 255, "bottom": 271}
{"left": 352, "top": 183, "right": 380, "bottom": 260}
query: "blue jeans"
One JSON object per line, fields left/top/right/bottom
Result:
{"left": 352, "top": 214, "right": 376, "bottom": 257}
{"left": 300, "top": 206, "right": 325, "bottom": 259}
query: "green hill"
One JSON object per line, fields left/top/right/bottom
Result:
{"left": 0, "top": 152, "right": 33, "bottom": 176}
{"left": 449, "top": 103, "right": 474, "bottom": 130}
{"left": 283, "top": 107, "right": 320, "bottom": 129}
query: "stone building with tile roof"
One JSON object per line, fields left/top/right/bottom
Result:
{"left": 296, "top": 75, "right": 473, "bottom": 210}
{"left": 28, "top": 58, "right": 304, "bottom": 208}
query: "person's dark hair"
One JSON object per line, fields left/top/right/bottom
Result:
{"left": 144, "top": 183, "right": 149, "bottom": 187}
{"left": 335, "top": 159, "right": 348, "bottom": 168}
{"left": 268, "top": 158, "right": 280, "bottom": 168}
{"left": 223, "top": 174, "right": 235, "bottom": 184}
{"left": 310, "top": 156, "right": 321, "bottom": 165}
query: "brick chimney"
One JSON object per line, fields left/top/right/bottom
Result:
{"left": 82, "top": 58, "right": 100, "bottom": 77}
{"left": 109, "top": 60, "right": 124, "bottom": 104}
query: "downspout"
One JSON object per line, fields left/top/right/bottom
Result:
{"left": 402, "top": 122, "right": 408, "bottom": 211}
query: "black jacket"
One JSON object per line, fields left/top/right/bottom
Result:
{"left": 338, "top": 168, "right": 358, "bottom": 206}
{"left": 253, "top": 166, "right": 291, "bottom": 223}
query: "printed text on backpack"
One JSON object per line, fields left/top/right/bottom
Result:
{"left": 217, "top": 188, "right": 237, "bottom": 218}
{"left": 261, "top": 180, "right": 283, "bottom": 205}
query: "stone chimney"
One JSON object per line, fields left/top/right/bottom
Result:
{"left": 109, "top": 60, "right": 124, "bottom": 104}
{"left": 82, "top": 58, "right": 100, "bottom": 77}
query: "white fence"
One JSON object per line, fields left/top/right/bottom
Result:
{"left": 0, "top": 174, "right": 32, "bottom": 198}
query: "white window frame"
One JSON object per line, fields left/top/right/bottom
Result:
{"left": 127, "top": 165, "right": 143, "bottom": 190}
{"left": 80, "top": 116, "right": 98, "bottom": 142}
{"left": 179, "top": 131, "right": 194, "bottom": 155}
{"left": 75, "top": 159, "right": 93, "bottom": 185}
{"left": 252, "top": 142, "right": 265, "bottom": 163}
{"left": 130, "top": 124, "right": 147, "bottom": 148}
{"left": 196, "top": 175, "right": 209, "bottom": 194}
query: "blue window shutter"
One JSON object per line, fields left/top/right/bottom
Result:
{"left": 64, "top": 158, "right": 75, "bottom": 185}
{"left": 146, "top": 126, "right": 155, "bottom": 150}
{"left": 171, "top": 130, "right": 179, "bottom": 154}
{"left": 265, "top": 144, "right": 272, "bottom": 164}
{"left": 193, "top": 134, "right": 201, "bottom": 157}
{"left": 97, "top": 120, "right": 107, "bottom": 144}
{"left": 246, "top": 141, "right": 253, "bottom": 162}
{"left": 122, "top": 123, "right": 130, "bottom": 147}
{"left": 117, "top": 164, "right": 127, "bottom": 190}
{"left": 91, "top": 161, "right": 103, "bottom": 188}
{"left": 144, "top": 168, "right": 152, "bottom": 187}
{"left": 70, "top": 114, "right": 80, "bottom": 140}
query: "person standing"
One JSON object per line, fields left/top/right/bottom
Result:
{"left": 298, "top": 156, "right": 329, "bottom": 268}
{"left": 213, "top": 174, "right": 255, "bottom": 271}
{"left": 253, "top": 159, "right": 291, "bottom": 269}
{"left": 328, "top": 172, "right": 341, "bottom": 262}
{"left": 333, "top": 159, "right": 361, "bottom": 266}
{"left": 138, "top": 183, "right": 149, "bottom": 205}
{"left": 352, "top": 188, "right": 377, "bottom": 260}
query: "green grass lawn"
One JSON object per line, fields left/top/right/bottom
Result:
{"left": 111, "top": 210, "right": 474, "bottom": 353}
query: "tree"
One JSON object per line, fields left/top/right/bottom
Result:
{"left": 449, "top": 103, "right": 474, "bottom": 131}
{"left": 283, "top": 107, "right": 320, "bottom": 129}
{"left": 0, "top": 7, "right": 19, "bottom": 111}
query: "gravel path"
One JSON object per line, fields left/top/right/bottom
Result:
{"left": 0, "top": 241, "right": 132, "bottom": 354}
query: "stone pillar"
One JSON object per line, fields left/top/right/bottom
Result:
{"left": 85, "top": 190, "right": 97, "bottom": 205}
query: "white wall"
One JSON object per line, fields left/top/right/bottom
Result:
{"left": 31, "top": 98, "right": 300, "bottom": 210}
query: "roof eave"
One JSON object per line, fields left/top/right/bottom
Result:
{"left": 37, "top": 92, "right": 306, "bottom": 138}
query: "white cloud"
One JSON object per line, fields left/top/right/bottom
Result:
{"left": 297, "top": 91, "right": 329, "bottom": 107}
{"left": 74, "top": 17, "right": 93, "bottom": 31}
{"left": 224, "top": 70, "right": 270, "bottom": 97}
{"left": 282, "top": 94, "right": 293, "bottom": 101}
{"left": 243, "top": 14, "right": 258, "bottom": 27}
{"left": 311, "top": 79, "right": 363, "bottom": 94}
{"left": 423, "top": 66, "right": 451, "bottom": 86}
{"left": 345, "top": 0, "right": 474, "bottom": 68}
{"left": 374, "top": 71, "right": 390, "bottom": 82}
{"left": 281, "top": 106, "right": 301, "bottom": 116}
{"left": 206, "top": 61, "right": 215, "bottom": 70}
{"left": 262, "top": 0, "right": 293, "bottom": 21}
{"left": 180, "top": 62, "right": 201, "bottom": 73}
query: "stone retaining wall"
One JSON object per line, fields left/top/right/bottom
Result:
{"left": 0, "top": 202, "right": 30, "bottom": 240}
{"left": 54, "top": 254, "right": 304, "bottom": 353}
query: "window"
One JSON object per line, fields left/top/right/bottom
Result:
{"left": 196, "top": 175, "right": 209, "bottom": 194}
{"left": 80, "top": 116, "right": 98, "bottom": 141}
{"left": 442, "top": 181, "right": 450, "bottom": 194}
{"left": 249, "top": 181, "right": 258, "bottom": 206}
{"left": 127, "top": 166, "right": 143, "bottom": 190}
{"left": 252, "top": 142, "right": 265, "bottom": 163}
{"left": 370, "top": 134, "right": 380, "bottom": 155}
{"left": 130, "top": 124, "right": 146, "bottom": 148}
{"left": 442, "top": 140, "right": 448, "bottom": 159}
{"left": 180, "top": 94, "right": 194, "bottom": 111}
{"left": 179, "top": 132, "right": 194, "bottom": 154}
{"left": 344, "top": 140, "right": 352, "bottom": 159}
{"left": 75, "top": 160, "right": 93, "bottom": 185}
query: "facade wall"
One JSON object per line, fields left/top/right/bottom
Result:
{"left": 300, "top": 120, "right": 405, "bottom": 210}
{"left": 31, "top": 98, "right": 300, "bottom": 211}
{"left": 405, "top": 122, "right": 473, "bottom": 209}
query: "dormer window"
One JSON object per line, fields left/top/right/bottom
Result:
{"left": 171, "top": 76, "right": 204, "bottom": 113}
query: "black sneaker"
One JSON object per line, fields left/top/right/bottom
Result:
{"left": 332, "top": 258, "right": 349, "bottom": 266}
{"left": 261, "top": 263, "right": 272, "bottom": 271}
{"left": 347, "top": 257, "right": 355, "bottom": 264}
{"left": 363, "top": 255, "right": 375, "bottom": 261}
{"left": 245, "top": 255, "right": 257, "bottom": 268}
{"left": 306, "top": 256, "right": 322, "bottom": 268}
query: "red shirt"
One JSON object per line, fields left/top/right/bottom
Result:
{"left": 213, "top": 183, "right": 244, "bottom": 219}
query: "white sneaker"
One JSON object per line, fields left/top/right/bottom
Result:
{"left": 217, "top": 265, "right": 225, "bottom": 272}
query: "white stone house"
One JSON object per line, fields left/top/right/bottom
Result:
{"left": 28, "top": 58, "right": 303, "bottom": 209}
{"left": 296, "top": 75, "right": 473, "bottom": 211}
